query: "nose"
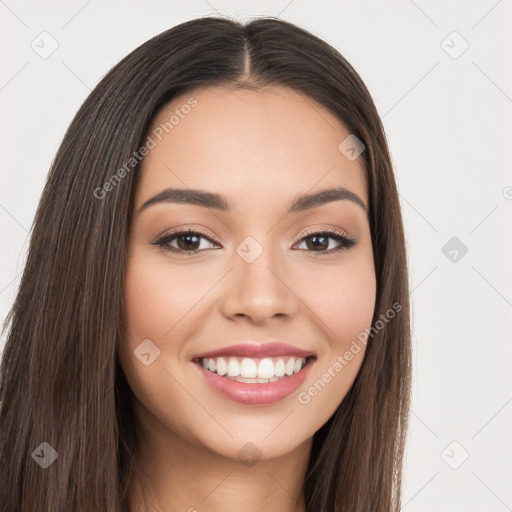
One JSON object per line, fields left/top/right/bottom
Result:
{"left": 220, "top": 243, "right": 297, "bottom": 325}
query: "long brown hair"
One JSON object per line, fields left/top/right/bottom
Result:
{"left": 0, "top": 16, "right": 411, "bottom": 512}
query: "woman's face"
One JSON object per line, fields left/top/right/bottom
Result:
{"left": 119, "top": 85, "right": 376, "bottom": 461}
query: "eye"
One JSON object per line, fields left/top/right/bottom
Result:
{"left": 294, "top": 228, "right": 357, "bottom": 255}
{"left": 152, "top": 227, "right": 219, "bottom": 255}
{"left": 152, "top": 226, "right": 357, "bottom": 256}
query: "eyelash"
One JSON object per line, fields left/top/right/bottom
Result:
{"left": 152, "top": 226, "right": 357, "bottom": 256}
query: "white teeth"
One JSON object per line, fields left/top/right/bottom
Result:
{"left": 199, "top": 356, "right": 309, "bottom": 380}
{"left": 232, "top": 376, "right": 272, "bottom": 383}
{"left": 274, "top": 358, "right": 285, "bottom": 377}
{"left": 257, "top": 358, "right": 274, "bottom": 379}
{"left": 216, "top": 357, "right": 228, "bottom": 376}
{"left": 227, "top": 358, "right": 240, "bottom": 377}
{"left": 240, "top": 358, "right": 258, "bottom": 378}
{"left": 225, "top": 375, "right": 286, "bottom": 383}
{"left": 285, "top": 358, "right": 295, "bottom": 376}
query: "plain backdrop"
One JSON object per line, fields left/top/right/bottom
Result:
{"left": 1, "top": 1, "right": 511, "bottom": 510}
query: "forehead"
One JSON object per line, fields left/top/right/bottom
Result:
{"left": 136, "top": 85, "right": 368, "bottom": 212}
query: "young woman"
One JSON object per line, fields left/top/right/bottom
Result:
{"left": 0, "top": 16, "right": 411, "bottom": 512}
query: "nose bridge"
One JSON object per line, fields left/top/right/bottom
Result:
{"left": 220, "top": 234, "right": 296, "bottom": 323}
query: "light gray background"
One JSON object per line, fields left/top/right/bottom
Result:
{"left": 1, "top": 1, "right": 511, "bottom": 510}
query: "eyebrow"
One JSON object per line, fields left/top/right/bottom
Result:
{"left": 138, "top": 186, "right": 368, "bottom": 215}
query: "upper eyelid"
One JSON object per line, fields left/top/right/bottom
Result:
{"left": 156, "top": 226, "right": 220, "bottom": 244}
{"left": 156, "top": 226, "right": 353, "bottom": 246}
{"left": 300, "top": 226, "right": 350, "bottom": 239}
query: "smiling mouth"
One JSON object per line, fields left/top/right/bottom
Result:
{"left": 193, "top": 355, "right": 316, "bottom": 383}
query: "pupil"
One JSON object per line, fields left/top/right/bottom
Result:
{"left": 309, "top": 235, "right": 327, "bottom": 251}
{"left": 178, "top": 234, "right": 199, "bottom": 251}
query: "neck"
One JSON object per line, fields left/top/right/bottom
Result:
{"left": 127, "top": 401, "right": 311, "bottom": 512}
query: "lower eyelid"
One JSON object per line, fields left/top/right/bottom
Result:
{"left": 153, "top": 229, "right": 356, "bottom": 254}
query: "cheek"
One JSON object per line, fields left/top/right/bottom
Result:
{"left": 123, "top": 250, "right": 206, "bottom": 343}
{"left": 124, "top": 267, "right": 168, "bottom": 342}
{"left": 119, "top": 252, "right": 202, "bottom": 428}
{"left": 333, "top": 267, "right": 376, "bottom": 348}
{"left": 297, "top": 257, "right": 376, "bottom": 350}
{"left": 293, "top": 255, "right": 376, "bottom": 417}
{"left": 119, "top": 251, "right": 188, "bottom": 402}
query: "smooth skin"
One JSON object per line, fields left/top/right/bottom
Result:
{"left": 118, "top": 85, "right": 376, "bottom": 512}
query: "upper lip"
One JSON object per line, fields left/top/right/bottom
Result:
{"left": 192, "top": 341, "right": 315, "bottom": 360}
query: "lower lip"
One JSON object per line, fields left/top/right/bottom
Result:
{"left": 193, "top": 358, "right": 315, "bottom": 405}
